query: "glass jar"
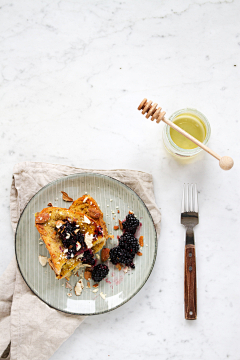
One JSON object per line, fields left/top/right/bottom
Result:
{"left": 162, "top": 108, "right": 211, "bottom": 158}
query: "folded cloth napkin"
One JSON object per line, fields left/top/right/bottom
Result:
{"left": 0, "top": 162, "right": 161, "bottom": 360}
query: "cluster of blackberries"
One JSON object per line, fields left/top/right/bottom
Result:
{"left": 57, "top": 214, "right": 140, "bottom": 283}
{"left": 56, "top": 219, "right": 87, "bottom": 259}
{"left": 109, "top": 246, "right": 135, "bottom": 269}
{"left": 109, "top": 214, "right": 140, "bottom": 269}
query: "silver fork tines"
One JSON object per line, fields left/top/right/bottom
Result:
{"left": 182, "top": 183, "right": 198, "bottom": 213}
{"left": 181, "top": 183, "right": 199, "bottom": 244}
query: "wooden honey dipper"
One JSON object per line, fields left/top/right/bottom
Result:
{"left": 138, "top": 98, "right": 234, "bottom": 170}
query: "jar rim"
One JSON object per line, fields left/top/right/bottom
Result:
{"left": 165, "top": 108, "right": 211, "bottom": 157}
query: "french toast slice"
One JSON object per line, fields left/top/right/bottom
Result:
{"left": 69, "top": 195, "right": 108, "bottom": 253}
{"left": 35, "top": 207, "right": 105, "bottom": 280}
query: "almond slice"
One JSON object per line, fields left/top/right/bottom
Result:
{"left": 61, "top": 191, "right": 73, "bottom": 202}
{"left": 137, "top": 252, "right": 142, "bottom": 256}
{"left": 100, "top": 292, "right": 107, "bottom": 300}
{"left": 113, "top": 225, "right": 119, "bottom": 230}
{"left": 116, "top": 264, "right": 122, "bottom": 271}
{"left": 101, "top": 248, "right": 110, "bottom": 262}
{"left": 56, "top": 220, "right": 64, "bottom": 229}
{"left": 75, "top": 279, "right": 84, "bottom": 296}
{"left": 39, "top": 255, "right": 48, "bottom": 267}
{"left": 65, "top": 281, "right": 72, "bottom": 290}
{"left": 84, "top": 269, "right": 92, "bottom": 280}
{"left": 88, "top": 207, "right": 101, "bottom": 219}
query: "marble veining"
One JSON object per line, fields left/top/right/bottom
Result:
{"left": 0, "top": 0, "right": 240, "bottom": 359}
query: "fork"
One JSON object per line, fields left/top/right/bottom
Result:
{"left": 181, "top": 183, "right": 199, "bottom": 320}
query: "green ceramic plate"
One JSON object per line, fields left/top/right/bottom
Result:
{"left": 15, "top": 173, "right": 157, "bottom": 315}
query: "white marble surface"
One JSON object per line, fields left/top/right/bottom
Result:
{"left": 0, "top": 0, "right": 240, "bottom": 359}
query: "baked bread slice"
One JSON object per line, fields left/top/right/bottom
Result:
{"left": 35, "top": 207, "right": 105, "bottom": 280}
{"left": 69, "top": 194, "right": 108, "bottom": 253}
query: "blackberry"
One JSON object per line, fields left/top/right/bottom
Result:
{"left": 56, "top": 219, "right": 87, "bottom": 259}
{"left": 81, "top": 249, "right": 96, "bottom": 266}
{"left": 109, "top": 246, "right": 135, "bottom": 268}
{"left": 109, "top": 246, "right": 123, "bottom": 265}
{"left": 122, "top": 214, "right": 140, "bottom": 234}
{"left": 119, "top": 249, "right": 135, "bottom": 268}
{"left": 119, "top": 233, "right": 139, "bottom": 255}
{"left": 92, "top": 264, "right": 109, "bottom": 282}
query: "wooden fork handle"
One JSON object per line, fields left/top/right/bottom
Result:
{"left": 184, "top": 244, "right": 197, "bottom": 320}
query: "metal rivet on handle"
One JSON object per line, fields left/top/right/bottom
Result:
{"left": 189, "top": 266, "right": 192, "bottom": 271}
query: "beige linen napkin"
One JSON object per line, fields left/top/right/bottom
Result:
{"left": 0, "top": 162, "right": 161, "bottom": 360}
